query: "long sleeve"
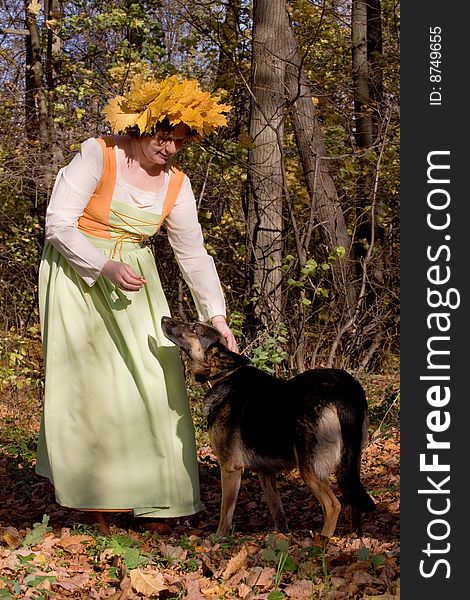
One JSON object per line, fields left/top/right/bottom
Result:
{"left": 44, "top": 138, "right": 109, "bottom": 286}
{"left": 164, "top": 176, "right": 226, "bottom": 322}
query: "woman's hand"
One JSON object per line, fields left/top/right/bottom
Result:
{"left": 101, "top": 260, "right": 147, "bottom": 291}
{"left": 211, "top": 316, "right": 239, "bottom": 353}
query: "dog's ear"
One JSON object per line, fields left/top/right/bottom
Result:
{"left": 209, "top": 343, "right": 250, "bottom": 370}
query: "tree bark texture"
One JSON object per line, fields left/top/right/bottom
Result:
{"left": 282, "top": 9, "right": 358, "bottom": 319}
{"left": 45, "top": 0, "right": 65, "bottom": 178}
{"left": 24, "top": 5, "right": 37, "bottom": 144}
{"left": 367, "top": 0, "right": 384, "bottom": 140}
{"left": 351, "top": 0, "right": 385, "bottom": 282}
{"left": 351, "top": 0, "right": 372, "bottom": 149}
{"left": 26, "top": 3, "right": 54, "bottom": 198}
{"left": 247, "top": 0, "right": 286, "bottom": 326}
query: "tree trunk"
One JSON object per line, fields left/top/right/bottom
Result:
{"left": 214, "top": 0, "right": 244, "bottom": 137}
{"left": 25, "top": 5, "right": 37, "bottom": 144}
{"left": 367, "top": 0, "right": 384, "bottom": 140}
{"left": 282, "top": 9, "right": 358, "bottom": 319}
{"left": 247, "top": 0, "right": 286, "bottom": 328}
{"left": 351, "top": 0, "right": 373, "bottom": 263}
{"left": 352, "top": 0, "right": 385, "bottom": 282}
{"left": 45, "top": 0, "right": 64, "bottom": 178}
{"left": 352, "top": 0, "right": 373, "bottom": 148}
{"left": 26, "top": 2, "right": 54, "bottom": 198}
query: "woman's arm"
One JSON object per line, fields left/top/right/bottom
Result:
{"left": 45, "top": 138, "right": 109, "bottom": 285}
{"left": 164, "top": 176, "right": 238, "bottom": 351}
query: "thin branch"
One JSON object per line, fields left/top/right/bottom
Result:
{"left": 327, "top": 101, "right": 393, "bottom": 367}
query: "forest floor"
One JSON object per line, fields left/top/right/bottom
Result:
{"left": 0, "top": 331, "right": 400, "bottom": 599}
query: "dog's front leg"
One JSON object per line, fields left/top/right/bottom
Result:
{"left": 216, "top": 465, "right": 243, "bottom": 537}
{"left": 258, "top": 472, "right": 288, "bottom": 533}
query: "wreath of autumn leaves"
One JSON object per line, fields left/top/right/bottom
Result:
{"left": 103, "top": 74, "right": 231, "bottom": 137}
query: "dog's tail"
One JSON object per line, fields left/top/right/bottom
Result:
{"left": 336, "top": 414, "right": 376, "bottom": 513}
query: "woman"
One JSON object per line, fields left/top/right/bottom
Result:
{"left": 37, "top": 74, "right": 237, "bottom": 533}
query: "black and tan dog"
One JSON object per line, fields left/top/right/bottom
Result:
{"left": 161, "top": 316, "right": 376, "bottom": 538}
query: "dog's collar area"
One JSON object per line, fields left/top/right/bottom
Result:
{"left": 198, "top": 365, "right": 244, "bottom": 387}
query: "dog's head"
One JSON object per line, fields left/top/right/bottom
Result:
{"left": 161, "top": 316, "right": 249, "bottom": 382}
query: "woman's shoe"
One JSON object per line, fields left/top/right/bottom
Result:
{"left": 136, "top": 520, "right": 173, "bottom": 535}
{"left": 84, "top": 511, "right": 111, "bottom": 535}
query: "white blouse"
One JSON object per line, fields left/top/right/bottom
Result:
{"left": 45, "top": 137, "right": 226, "bottom": 321}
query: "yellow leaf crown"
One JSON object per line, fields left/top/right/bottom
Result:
{"left": 103, "top": 74, "right": 231, "bottom": 137}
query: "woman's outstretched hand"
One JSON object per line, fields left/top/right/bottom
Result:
{"left": 211, "top": 316, "right": 239, "bottom": 353}
{"left": 101, "top": 260, "right": 147, "bottom": 291}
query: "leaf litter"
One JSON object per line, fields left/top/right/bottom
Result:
{"left": 1, "top": 370, "right": 400, "bottom": 599}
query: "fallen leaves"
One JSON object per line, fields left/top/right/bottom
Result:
{"left": 221, "top": 545, "right": 248, "bottom": 579}
{"left": 129, "top": 568, "right": 166, "bottom": 595}
{"left": 0, "top": 371, "right": 400, "bottom": 599}
{"left": 58, "top": 533, "right": 95, "bottom": 554}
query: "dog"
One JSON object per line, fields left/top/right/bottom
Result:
{"left": 161, "top": 316, "right": 376, "bottom": 538}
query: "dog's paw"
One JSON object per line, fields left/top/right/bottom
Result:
{"left": 311, "top": 531, "right": 330, "bottom": 547}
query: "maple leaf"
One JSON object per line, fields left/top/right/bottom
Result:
{"left": 121, "top": 79, "right": 162, "bottom": 112}
{"left": 136, "top": 107, "right": 152, "bottom": 134}
{"left": 27, "top": 0, "right": 42, "bottom": 16}
{"left": 102, "top": 97, "right": 139, "bottom": 133}
{"left": 148, "top": 94, "right": 169, "bottom": 120}
{"left": 179, "top": 107, "right": 205, "bottom": 133}
{"left": 103, "top": 74, "right": 231, "bottom": 135}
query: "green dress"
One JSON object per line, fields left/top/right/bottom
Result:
{"left": 37, "top": 142, "right": 203, "bottom": 518}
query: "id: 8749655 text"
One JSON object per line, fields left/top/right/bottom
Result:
{"left": 429, "top": 26, "right": 442, "bottom": 107}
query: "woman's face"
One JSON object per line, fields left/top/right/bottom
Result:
{"left": 140, "top": 123, "right": 191, "bottom": 166}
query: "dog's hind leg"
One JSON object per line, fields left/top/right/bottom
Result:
{"left": 216, "top": 466, "right": 243, "bottom": 538}
{"left": 350, "top": 506, "right": 363, "bottom": 535}
{"left": 300, "top": 467, "right": 341, "bottom": 538}
{"left": 258, "top": 473, "right": 288, "bottom": 533}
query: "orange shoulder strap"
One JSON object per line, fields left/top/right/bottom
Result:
{"left": 94, "top": 137, "right": 117, "bottom": 199}
{"left": 77, "top": 137, "right": 116, "bottom": 239}
{"left": 157, "top": 165, "right": 186, "bottom": 228}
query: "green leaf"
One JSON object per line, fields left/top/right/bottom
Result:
{"left": 24, "top": 574, "right": 56, "bottom": 587}
{"left": 22, "top": 515, "right": 52, "bottom": 548}
{"left": 287, "top": 278, "right": 303, "bottom": 287}
{"left": 371, "top": 554, "right": 386, "bottom": 568}
{"left": 275, "top": 539, "right": 289, "bottom": 553}
{"left": 268, "top": 591, "right": 284, "bottom": 600}
{"left": 304, "top": 545, "right": 323, "bottom": 559}
{"left": 357, "top": 546, "right": 371, "bottom": 561}
{"left": 261, "top": 548, "right": 277, "bottom": 562}
{"left": 109, "top": 538, "right": 148, "bottom": 570}
{"left": 283, "top": 555, "right": 298, "bottom": 571}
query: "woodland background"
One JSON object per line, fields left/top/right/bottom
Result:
{"left": 0, "top": 1, "right": 400, "bottom": 598}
